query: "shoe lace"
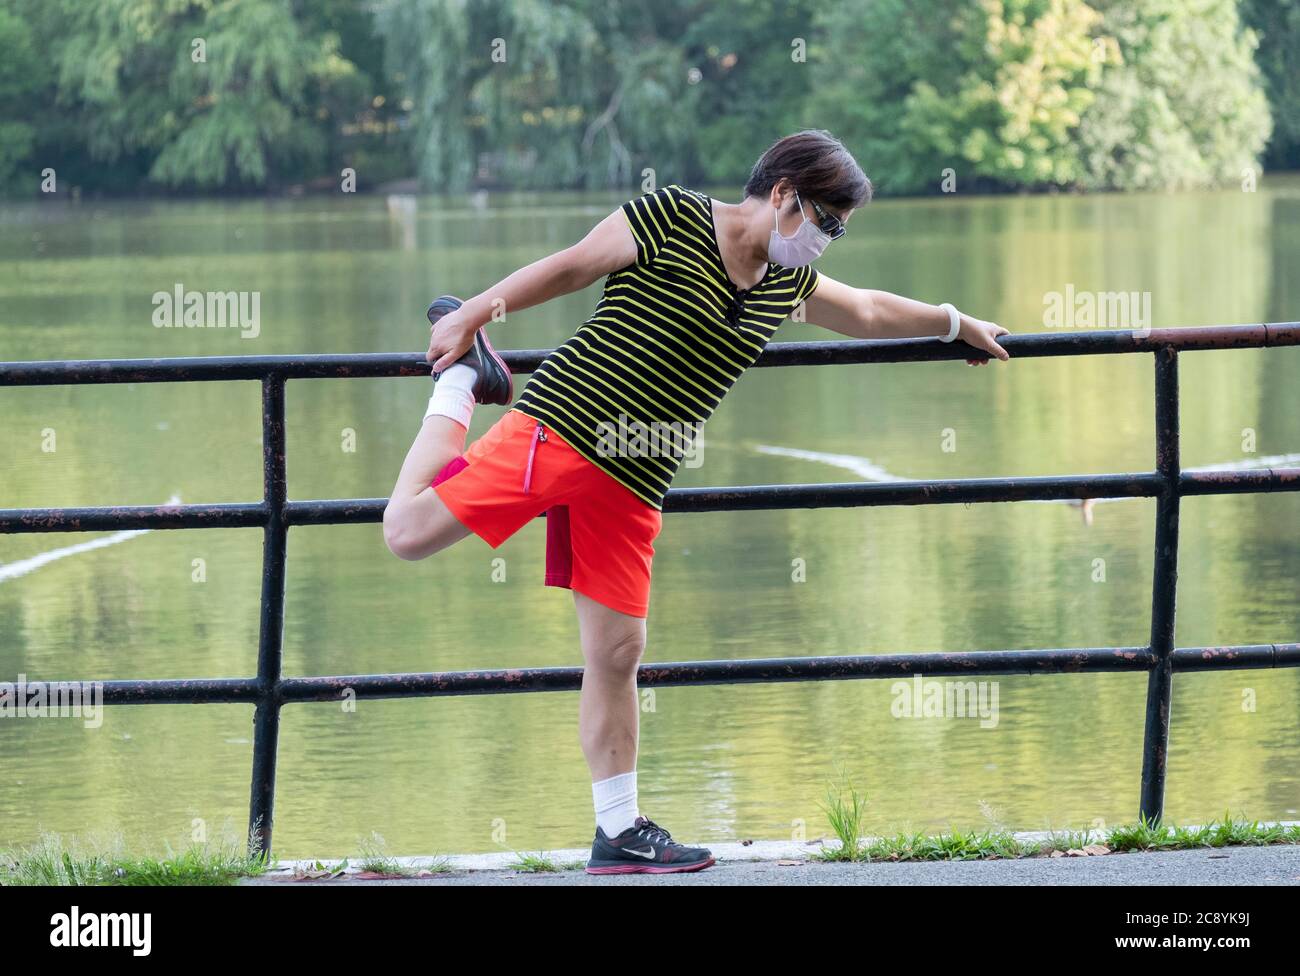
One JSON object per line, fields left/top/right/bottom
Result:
{"left": 636, "top": 817, "right": 674, "bottom": 845}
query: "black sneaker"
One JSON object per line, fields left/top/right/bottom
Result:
{"left": 426, "top": 295, "right": 513, "bottom": 405}
{"left": 586, "top": 815, "right": 715, "bottom": 875}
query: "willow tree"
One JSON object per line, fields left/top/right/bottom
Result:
{"left": 33, "top": 0, "right": 372, "bottom": 190}
{"left": 373, "top": 0, "right": 819, "bottom": 191}
{"left": 378, "top": 0, "right": 664, "bottom": 190}
{"left": 0, "top": 5, "right": 50, "bottom": 189}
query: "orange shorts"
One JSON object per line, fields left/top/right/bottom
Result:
{"left": 430, "top": 408, "right": 663, "bottom": 617}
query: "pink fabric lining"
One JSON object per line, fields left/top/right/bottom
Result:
{"left": 430, "top": 455, "right": 469, "bottom": 488}
{"left": 544, "top": 504, "right": 572, "bottom": 587}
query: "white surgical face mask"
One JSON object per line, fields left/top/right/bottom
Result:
{"left": 768, "top": 190, "right": 831, "bottom": 267}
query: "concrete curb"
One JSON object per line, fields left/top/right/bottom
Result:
{"left": 263, "top": 821, "right": 1300, "bottom": 878}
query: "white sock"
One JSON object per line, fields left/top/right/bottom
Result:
{"left": 424, "top": 362, "right": 477, "bottom": 429}
{"left": 592, "top": 770, "right": 639, "bottom": 837}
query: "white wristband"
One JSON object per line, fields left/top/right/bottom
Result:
{"left": 938, "top": 303, "right": 961, "bottom": 343}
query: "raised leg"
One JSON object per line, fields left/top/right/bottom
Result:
{"left": 382, "top": 415, "right": 474, "bottom": 560}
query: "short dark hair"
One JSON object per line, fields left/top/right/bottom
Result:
{"left": 743, "top": 129, "right": 872, "bottom": 217}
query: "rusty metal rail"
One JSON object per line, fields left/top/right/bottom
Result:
{"left": 2, "top": 322, "right": 1298, "bottom": 855}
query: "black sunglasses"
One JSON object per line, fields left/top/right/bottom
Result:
{"left": 806, "top": 196, "right": 846, "bottom": 240}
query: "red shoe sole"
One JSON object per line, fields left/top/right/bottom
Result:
{"left": 585, "top": 857, "right": 715, "bottom": 875}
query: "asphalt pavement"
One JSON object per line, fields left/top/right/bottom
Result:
{"left": 240, "top": 844, "right": 1300, "bottom": 886}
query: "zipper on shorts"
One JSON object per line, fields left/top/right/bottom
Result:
{"left": 523, "top": 421, "right": 547, "bottom": 494}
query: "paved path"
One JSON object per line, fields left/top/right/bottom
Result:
{"left": 241, "top": 844, "right": 1300, "bottom": 886}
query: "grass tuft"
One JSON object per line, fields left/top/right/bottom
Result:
{"left": 808, "top": 778, "right": 1300, "bottom": 866}
{"left": 355, "top": 832, "right": 416, "bottom": 877}
{"left": 509, "top": 851, "right": 562, "bottom": 873}
{"left": 861, "top": 827, "right": 1032, "bottom": 861}
{"left": 813, "top": 768, "right": 869, "bottom": 861}
{"left": 1, "top": 829, "right": 267, "bottom": 886}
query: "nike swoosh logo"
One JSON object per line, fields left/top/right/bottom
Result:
{"left": 625, "top": 846, "right": 656, "bottom": 858}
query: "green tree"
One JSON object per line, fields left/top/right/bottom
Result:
{"left": 813, "top": 0, "right": 1271, "bottom": 193}
{"left": 48, "top": 0, "right": 350, "bottom": 188}
{"left": 373, "top": 0, "right": 820, "bottom": 191}
{"left": 1241, "top": 0, "right": 1300, "bottom": 169}
{"left": 0, "top": 0, "right": 1282, "bottom": 196}
{"left": 0, "top": 5, "right": 53, "bottom": 190}
{"left": 676, "top": 0, "right": 822, "bottom": 184}
{"left": 376, "top": 0, "right": 671, "bottom": 190}
{"left": 1076, "top": 0, "right": 1272, "bottom": 190}
{"left": 810, "top": 0, "right": 1105, "bottom": 194}
{"left": 2, "top": 0, "right": 400, "bottom": 194}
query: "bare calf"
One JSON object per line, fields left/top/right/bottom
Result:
{"left": 383, "top": 415, "right": 474, "bottom": 560}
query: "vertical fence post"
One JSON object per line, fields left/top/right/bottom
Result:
{"left": 249, "top": 373, "right": 288, "bottom": 857}
{"left": 1139, "top": 347, "right": 1180, "bottom": 823}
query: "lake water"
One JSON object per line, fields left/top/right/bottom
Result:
{"left": 1, "top": 179, "right": 1298, "bottom": 859}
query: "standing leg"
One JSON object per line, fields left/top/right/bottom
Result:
{"left": 574, "top": 588, "right": 715, "bottom": 874}
{"left": 573, "top": 590, "right": 646, "bottom": 836}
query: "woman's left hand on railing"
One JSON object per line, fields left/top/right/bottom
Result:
{"left": 960, "top": 314, "right": 1011, "bottom": 366}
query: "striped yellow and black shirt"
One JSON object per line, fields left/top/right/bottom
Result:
{"left": 513, "top": 183, "right": 820, "bottom": 510}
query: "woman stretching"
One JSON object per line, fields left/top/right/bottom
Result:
{"left": 382, "top": 129, "right": 1011, "bottom": 875}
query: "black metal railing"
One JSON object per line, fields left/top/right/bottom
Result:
{"left": 3, "top": 323, "right": 1298, "bottom": 856}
